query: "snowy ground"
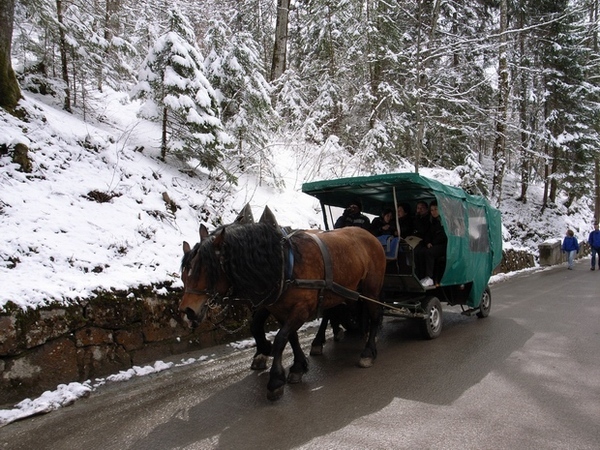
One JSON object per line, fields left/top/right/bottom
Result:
{"left": 2, "top": 90, "right": 594, "bottom": 310}
{"left": 0, "top": 90, "right": 595, "bottom": 425}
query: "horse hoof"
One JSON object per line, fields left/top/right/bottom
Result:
{"left": 310, "top": 345, "right": 323, "bottom": 356}
{"left": 333, "top": 329, "right": 345, "bottom": 342}
{"left": 251, "top": 354, "right": 269, "bottom": 370}
{"left": 358, "top": 357, "right": 374, "bottom": 368}
{"left": 287, "top": 371, "right": 304, "bottom": 384}
{"left": 267, "top": 387, "right": 284, "bottom": 401}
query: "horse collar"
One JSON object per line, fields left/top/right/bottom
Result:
{"left": 281, "top": 230, "right": 297, "bottom": 280}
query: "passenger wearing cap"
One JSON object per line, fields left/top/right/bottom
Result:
{"left": 334, "top": 199, "right": 370, "bottom": 230}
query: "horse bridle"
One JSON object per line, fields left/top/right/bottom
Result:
{"left": 183, "top": 287, "right": 223, "bottom": 312}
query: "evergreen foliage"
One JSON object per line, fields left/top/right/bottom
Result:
{"left": 202, "top": 16, "right": 274, "bottom": 178}
{"left": 5, "top": 0, "right": 600, "bottom": 215}
{"left": 131, "top": 6, "right": 230, "bottom": 169}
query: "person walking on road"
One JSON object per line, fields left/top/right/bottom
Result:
{"left": 588, "top": 223, "right": 600, "bottom": 271}
{"left": 562, "top": 229, "right": 579, "bottom": 270}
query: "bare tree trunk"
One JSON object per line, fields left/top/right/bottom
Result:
{"left": 591, "top": 0, "right": 600, "bottom": 223}
{"left": 516, "top": 9, "right": 529, "bottom": 204}
{"left": 413, "top": 0, "right": 440, "bottom": 173}
{"left": 366, "top": 0, "right": 381, "bottom": 130}
{"left": 413, "top": 0, "right": 424, "bottom": 174}
{"left": 549, "top": 145, "right": 559, "bottom": 203}
{"left": 542, "top": 154, "right": 549, "bottom": 213}
{"left": 491, "top": 0, "right": 508, "bottom": 207}
{"left": 0, "top": 0, "right": 21, "bottom": 111}
{"left": 595, "top": 159, "right": 600, "bottom": 224}
{"left": 56, "top": 0, "right": 71, "bottom": 112}
{"left": 270, "top": 0, "right": 290, "bottom": 81}
{"left": 161, "top": 106, "right": 168, "bottom": 161}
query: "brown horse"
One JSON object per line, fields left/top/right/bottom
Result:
{"left": 179, "top": 217, "right": 386, "bottom": 401}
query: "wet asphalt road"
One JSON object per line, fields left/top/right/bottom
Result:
{"left": 1, "top": 261, "right": 599, "bottom": 450}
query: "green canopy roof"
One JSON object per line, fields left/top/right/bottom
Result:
{"left": 302, "top": 173, "right": 503, "bottom": 307}
{"left": 303, "top": 172, "right": 484, "bottom": 215}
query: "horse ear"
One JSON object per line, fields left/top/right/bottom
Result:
{"left": 199, "top": 224, "right": 209, "bottom": 241}
{"left": 213, "top": 228, "right": 225, "bottom": 249}
{"left": 234, "top": 203, "right": 254, "bottom": 224}
{"left": 258, "top": 206, "right": 279, "bottom": 228}
{"left": 183, "top": 241, "right": 191, "bottom": 254}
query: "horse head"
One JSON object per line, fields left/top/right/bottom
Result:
{"left": 179, "top": 204, "right": 282, "bottom": 328}
{"left": 179, "top": 224, "right": 230, "bottom": 328}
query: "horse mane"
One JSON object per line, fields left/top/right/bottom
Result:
{"left": 221, "top": 223, "right": 285, "bottom": 304}
{"left": 180, "top": 228, "right": 222, "bottom": 289}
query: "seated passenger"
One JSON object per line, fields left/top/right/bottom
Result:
{"left": 370, "top": 208, "right": 396, "bottom": 236}
{"left": 415, "top": 200, "right": 447, "bottom": 287}
{"left": 412, "top": 200, "right": 430, "bottom": 240}
{"left": 334, "top": 199, "right": 370, "bottom": 230}
{"left": 395, "top": 203, "right": 413, "bottom": 239}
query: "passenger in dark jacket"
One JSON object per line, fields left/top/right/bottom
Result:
{"left": 395, "top": 203, "right": 413, "bottom": 239}
{"left": 370, "top": 208, "right": 396, "bottom": 236}
{"left": 562, "top": 229, "right": 580, "bottom": 270}
{"left": 334, "top": 200, "right": 370, "bottom": 230}
{"left": 587, "top": 223, "right": 600, "bottom": 270}
{"left": 412, "top": 200, "right": 430, "bottom": 239}
{"left": 415, "top": 200, "right": 447, "bottom": 286}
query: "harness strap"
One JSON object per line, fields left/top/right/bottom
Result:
{"left": 307, "top": 233, "right": 333, "bottom": 288}
{"left": 290, "top": 233, "right": 362, "bottom": 303}
{"left": 291, "top": 279, "right": 361, "bottom": 301}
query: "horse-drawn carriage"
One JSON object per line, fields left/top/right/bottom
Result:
{"left": 301, "top": 172, "right": 503, "bottom": 339}
{"left": 179, "top": 172, "right": 502, "bottom": 400}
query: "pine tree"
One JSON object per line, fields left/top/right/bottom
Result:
{"left": 202, "top": 17, "right": 274, "bottom": 177}
{"left": 290, "top": 0, "right": 365, "bottom": 148}
{"left": 131, "top": 5, "right": 230, "bottom": 168}
{"left": 527, "top": 0, "right": 597, "bottom": 209}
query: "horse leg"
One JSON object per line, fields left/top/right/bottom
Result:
{"left": 250, "top": 308, "right": 272, "bottom": 370}
{"left": 358, "top": 303, "right": 383, "bottom": 368}
{"left": 330, "top": 305, "right": 345, "bottom": 342}
{"left": 267, "top": 323, "right": 292, "bottom": 401}
{"left": 310, "top": 312, "right": 329, "bottom": 356}
{"left": 287, "top": 329, "right": 309, "bottom": 384}
{"left": 311, "top": 304, "right": 348, "bottom": 355}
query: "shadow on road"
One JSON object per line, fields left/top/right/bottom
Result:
{"left": 130, "top": 312, "right": 532, "bottom": 450}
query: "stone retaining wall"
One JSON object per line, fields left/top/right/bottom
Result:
{"left": 494, "top": 248, "right": 535, "bottom": 274}
{"left": 1, "top": 248, "right": 539, "bottom": 408}
{"left": 0, "top": 286, "right": 254, "bottom": 407}
{"left": 538, "top": 240, "right": 590, "bottom": 266}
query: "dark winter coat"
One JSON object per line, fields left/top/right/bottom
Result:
{"left": 412, "top": 214, "right": 430, "bottom": 239}
{"left": 562, "top": 236, "right": 580, "bottom": 253}
{"left": 334, "top": 211, "right": 370, "bottom": 230}
{"left": 370, "top": 217, "right": 396, "bottom": 236}
{"left": 424, "top": 216, "right": 447, "bottom": 247}
{"left": 397, "top": 215, "right": 414, "bottom": 239}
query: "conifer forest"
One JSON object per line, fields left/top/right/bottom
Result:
{"left": 2, "top": 0, "right": 600, "bottom": 219}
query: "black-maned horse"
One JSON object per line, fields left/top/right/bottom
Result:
{"left": 194, "top": 205, "right": 350, "bottom": 371}
{"left": 179, "top": 218, "right": 386, "bottom": 401}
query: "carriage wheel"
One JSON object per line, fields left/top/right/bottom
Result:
{"left": 420, "top": 296, "right": 442, "bottom": 340}
{"left": 476, "top": 287, "right": 492, "bottom": 318}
